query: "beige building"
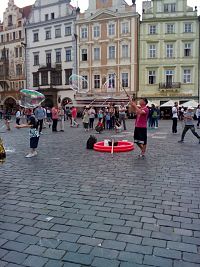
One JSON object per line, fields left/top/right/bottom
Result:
{"left": 0, "top": 0, "right": 32, "bottom": 110}
{"left": 139, "top": 0, "right": 199, "bottom": 105}
{"left": 76, "top": 0, "right": 139, "bottom": 105}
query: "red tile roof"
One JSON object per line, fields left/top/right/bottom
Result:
{"left": 19, "top": 5, "right": 32, "bottom": 19}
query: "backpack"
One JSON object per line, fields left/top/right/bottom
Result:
{"left": 152, "top": 110, "right": 158, "bottom": 118}
{"left": 86, "top": 135, "right": 97, "bottom": 149}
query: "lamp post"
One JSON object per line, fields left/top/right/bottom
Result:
{"left": 21, "top": 40, "right": 27, "bottom": 89}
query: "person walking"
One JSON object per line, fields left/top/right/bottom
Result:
{"left": 71, "top": 106, "right": 79, "bottom": 127}
{"left": 34, "top": 105, "right": 46, "bottom": 134}
{"left": 129, "top": 98, "right": 149, "bottom": 158}
{"left": 82, "top": 107, "right": 89, "bottom": 132}
{"left": 119, "top": 102, "right": 127, "bottom": 130}
{"left": 196, "top": 104, "right": 200, "bottom": 129}
{"left": 172, "top": 102, "right": 178, "bottom": 133}
{"left": 178, "top": 107, "right": 200, "bottom": 144}
{"left": 52, "top": 106, "right": 59, "bottom": 132}
{"left": 58, "top": 106, "right": 65, "bottom": 132}
{"left": 15, "top": 108, "right": 21, "bottom": 125}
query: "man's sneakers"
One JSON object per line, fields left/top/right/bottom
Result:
{"left": 178, "top": 140, "right": 184, "bottom": 143}
{"left": 25, "top": 151, "right": 38, "bottom": 158}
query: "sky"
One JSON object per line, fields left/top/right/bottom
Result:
{"left": 0, "top": 0, "right": 199, "bottom": 21}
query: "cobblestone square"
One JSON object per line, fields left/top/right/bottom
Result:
{"left": 0, "top": 119, "right": 200, "bottom": 267}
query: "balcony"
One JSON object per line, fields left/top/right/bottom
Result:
{"left": 159, "top": 82, "right": 181, "bottom": 90}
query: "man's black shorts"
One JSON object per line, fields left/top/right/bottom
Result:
{"left": 134, "top": 127, "right": 147, "bottom": 145}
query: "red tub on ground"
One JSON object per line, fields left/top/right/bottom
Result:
{"left": 94, "top": 141, "right": 134, "bottom": 153}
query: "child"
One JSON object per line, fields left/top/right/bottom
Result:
{"left": 95, "top": 118, "right": 104, "bottom": 134}
{"left": 16, "top": 115, "right": 40, "bottom": 158}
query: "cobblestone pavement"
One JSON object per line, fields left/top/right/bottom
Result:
{"left": 0, "top": 119, "right": 200, "bottom": 267}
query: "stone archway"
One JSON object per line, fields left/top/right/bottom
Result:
{"left": 43, "top": 98, "right": 54, "bottom": 108}
{"left": 3, "top": 97, "right": 17, "bottom": 112}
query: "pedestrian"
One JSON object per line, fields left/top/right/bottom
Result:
{"left": 82, "top": 107, "right": 89, "bottom": 132}
{"left": 105, "top": 111, "right": 111, "bottom": 130}
{"left": 15, "top": 108, "right": 21, "bottom": 125}
{"left": 71, "top": 106, "right": 79, "bottom": 127}
{"left": 172, "top": 102, "right": 178, "bottom": 133}
{"left": 119, "top": 102, "right": 127, "bottom": 130}
{"left": 4, "top": 109, "right": 11, "bottom": 131}
{"left": 196, "top": 104, "right": 200, "bottom": 129}
{"left": 178, "top": 107, "right": 200, "bottom": 144}
{"left": 65, "top": 107, "right": 70, "bottom": 121}
{"left": 151, "top": 104, "right": 158, "bottom": 128}
{"left": 109, "top": 104, "right": 115, "bottom": 130}
{"left": 52, "top": 106, "right": 58, "bottom": 132}
{"left": 34, "top": 105, "right": 46, "bottom": 134}
{"left": 129, "top": 97, "right": 149, "bottom": 158}
{"left": 46, "top": 107, "right": 52, "bottom": 128}
{"left": 88, "top": 106, "right": 96, "bottom": 129}
{"left": 15, "top": 115, "right": 40, "bottom": 158}
{"left": 58, "top": 106, "right": 65, "bottom": 132}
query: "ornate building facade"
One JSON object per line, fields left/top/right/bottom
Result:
{"left": 139, "top": 0, "right": 199, "bottom": 105}
{"left": 0, "top": 0, "right": 32, "bottom": 110}
{"left": 25, "top": 0, "right": 77, "bottom": 107}
{"left": 75, "top": 0, "right": 139, "bottom": 105}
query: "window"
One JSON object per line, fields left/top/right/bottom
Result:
{"left": 1, "top": 35, "right": 3, "bottom": 43}
{"left": 166, "top": 44, "right": 174, "bottom": 58}
{"left": 166, "top": 24, "right": 175, "bottom": 34}
{"left": 19, "top": 47, "right": 22, "bottom": 57}
{"left": 94, "top": 75, "right": 100, "bottom": 89}
{"left": 41, "top": 72, "right": 48, "bottom": 85}
{"left": 184, "top": 43, "right": 192, "bottom": 56}
{"left": 13, "top": 32, "right": 16, "bottom": 40}
{"left": 46, "top": 30, "right": 51, "bottom": 40}
{"left": 108, "top": 24, "right": 115, "bottom": 36}
{"left": 122, "top": 73, "right": 128, "bottom": 87}
{"left": 45, "top": 14, "right": 49, "bottom": 21}
{"left": 94, "top": 47, "right": 100, "bottom": 60}
{"left": 56, "top": 50, "right": 61, "bottom": 63}
{"left": 149, "top": 70, "right": 156, "bottom": 84}
{"left": 51, "top": 13, "right": 55, "bottom": 19}
{"left": 121, "top": 22, "right": 129, "bottom": 34}
{"left": 183, "top": 69, "right": 191, "bottom": 83}
{"left": 19, "top": 31, "right": 22, "bottom": 39}
{"left": 184, "top": 23, "right": 192, "bottom": 33}
{"left": 82, "top": 75, "right": 88, "bottom": 89}
{"left": 55, "top": 28, "right": 61, "bottom": 38}
{"left": 93, "top": 25, "right": 100, "bottom": 38}
{"left": 149, "top": 44, "right": 156, "bottom": 58}
{"left": 7, "top": 33, "right": 9, "bottom": 42}
{"left": 34, "top": 54, "right": 39, "bottom": 66}
{"left": 51, "top": 71, "right": 62, "bottom": 85}
{"left": 33, "top": 73, "right": 39, "bottom": 87}
{"left": 33, "top": 32, "right": 39, "bottom": 42}
{"left": 122, "top": 44, "right": 129, "bottom": 58}
{"left": 46, "top": 53, "right": 51, "bottom": 65}
{"left": 16, "top": 64, "right": 22, "bottom": 76}
{"left": 15, "top": 47, "right": 18, "bottom": 58}
{"left": 65, "top": 48, "right": 71, "bottom": 61}
{"left": 108, "top": 74, "right": 115, "bottom": 88}
{"left": 8, "top": 15, "right": 13, "bottom": 26}
{"left": 109, "top": 46, "right": 115, "bottom": 59}
{"left": 65, "top": 26, "right": 71, "bottom": 36}
{"left": 164, "top": 3, "right": 176, "bottom": 12}
{"left": 81, "top": 49, "right": 88, "bottom": 61}
{"left": 65, "top": 69, "right": 72, "bottom": 85}
{"left": 165, "top": 70, "right": 174, "bottom": 85}
{"left": 81, "top": 27, "right": 88, "bottom": 39}
{"left": 149, "top": 25, "right": 156, "bottom": 34}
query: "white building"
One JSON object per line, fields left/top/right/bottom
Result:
{"left": 26, "top": 0, "right": 77, "bottom": 107}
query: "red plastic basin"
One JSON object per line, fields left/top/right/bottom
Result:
{"left": 94, "top": 141, "right": 134, "bottom": 153}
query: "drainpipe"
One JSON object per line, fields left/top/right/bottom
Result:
{"left": 198, "top": 16, "right": 200, "bottom": 103}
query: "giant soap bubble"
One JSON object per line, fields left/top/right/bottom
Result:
{"left": 69, "top": 74, "right": 89, "bottom": 94}
{"left": 20, "top": 89, "right": 45, "bottom": 109}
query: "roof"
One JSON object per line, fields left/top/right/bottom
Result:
{"left": 20, "top": 5, "right": 32, "bottom": 19}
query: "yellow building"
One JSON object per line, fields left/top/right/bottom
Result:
{"left": 139, "top": 0, "right": 199, "bottom": 105}
{"left": 76, "top": 0, "right": 140, "bottom": 105}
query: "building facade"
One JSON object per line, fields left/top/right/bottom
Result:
{"left": 0, "top": 0, "right": 31, "bottom": 111}
{"left": 76, "top": 0, "right": 139, "bottom": 105}
{"left": 26, "top": 0, "right": 77, "bottom": 107}
{"left": 139, "top": 0, "right": 199, "bottom": 105}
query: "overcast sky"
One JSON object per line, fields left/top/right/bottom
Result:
{"left": 0, "top": 0, "right": 199, "bottom": 21}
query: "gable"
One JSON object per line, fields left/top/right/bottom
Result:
{"left": 90, "top": 10, "right": 117, "bottom": 21}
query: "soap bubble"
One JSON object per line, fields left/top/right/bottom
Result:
{"left": 20, "top": 89, "right": 45, "bottom": 109}
{"left": 69, "top": 74, "right": 89, "bottom": 94}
